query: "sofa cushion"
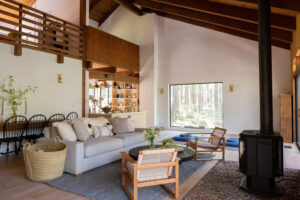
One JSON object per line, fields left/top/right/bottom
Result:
{"left": 115, "top": 132, "right": 144, "bottom": 147}
{"left": 109, "top": 118, "right": 134, "bottom": 134}
{"left": 72, "top": 119, "right": 90, "bottom": 142}
{"left": 93, "top": 126, "right": 113, "bottom": 137}
{"left": 82, "top": 117, "right": 111, "bottom": 136}
{"left": 52, "top": 122, "right": 77, "bottom": 141}
{"left": 84, "top": 136, "right": 124, "bottom": 158}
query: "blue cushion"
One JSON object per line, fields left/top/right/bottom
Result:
{"left": 220, "top": 138, "right": 239, "bottom": 147}
{"left": 173, "top": 135, "right": 196, "bottom": 141}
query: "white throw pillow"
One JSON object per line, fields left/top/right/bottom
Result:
{"left": 82, "top": 117, "right": 110, "bottom": 136}
{"left": 93, "top": 126, "right": 113, "bottom": 137}
{"left": 53, "top": 122, "right": 77, "bottom": 141}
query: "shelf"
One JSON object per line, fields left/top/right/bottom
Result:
{"left": 112, "top": 106, "right": 135, "bottom": 107}
{"left": 112, "top": 89, "right": 137, "bottom": 91}
{"left": 112, "top": 98, "right": 137, "bottom": 99}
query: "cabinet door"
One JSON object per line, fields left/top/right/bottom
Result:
{"left": 280, "top": 94, "right": 292, "bottom": 143}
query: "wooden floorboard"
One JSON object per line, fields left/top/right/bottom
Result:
{"left": 0, "top": 155, "right": 88, "bottom": 200}
{"left": 0, "top": 144, "right": 299, "bottom": 200}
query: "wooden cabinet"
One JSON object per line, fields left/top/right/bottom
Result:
{"left": 280, "top": 94, "right": 292, "bottom": 143}
{"left": 86, "top": 26, "right": 139, "bottom": 72}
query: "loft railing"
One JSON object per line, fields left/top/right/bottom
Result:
{"left": 0, "top": 0, "right": 83, "bottom": 60}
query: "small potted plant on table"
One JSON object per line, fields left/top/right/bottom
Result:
{"left": 143, "top": 127, "right": 161, "bottom": 150}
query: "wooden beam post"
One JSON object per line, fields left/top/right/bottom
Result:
{"left": 57, "top": 54, "right": 64, "bottom": 63}
{"left": 15, "top": 4, "right": 22, "bottom": 56}
{"left": 80, "top": 0, "right": 87, "bottom": 117}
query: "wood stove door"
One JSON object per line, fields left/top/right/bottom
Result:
{"left": 295, "top": 76, "right": 300, "bottom": 149}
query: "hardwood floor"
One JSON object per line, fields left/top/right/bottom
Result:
{"left": 0, "top": 155, "right": 88, "bottom": 200}
{"left": 0, "top": 144, "right": 299, "bottom": 200}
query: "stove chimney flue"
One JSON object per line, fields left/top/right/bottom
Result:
{"left": 258, "top": 0, "right": 273, "bottom": 135}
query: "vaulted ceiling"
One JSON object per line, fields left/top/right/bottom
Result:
{"left": 89, "top": 0, "right": 300, "bottom": 50}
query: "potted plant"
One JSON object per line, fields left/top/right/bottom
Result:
{"left": 143, "top": 127, "right": 161, "bottom": 150}
{"left": 0, "top": 75, "right": 37, "bottom": 118}
{"left": 102, "top": 105, "right": 111, "bottom": 114}
{"left": 161, "top": 138, "right": 178, "bottom": 149}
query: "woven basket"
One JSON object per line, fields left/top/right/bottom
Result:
{"left": 23, "top": 136, "right": 67, "bottom": 181}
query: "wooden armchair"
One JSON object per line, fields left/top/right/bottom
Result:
{"left": 186, "top": 127, "right": 227, "bottom": 161}
{"left": 121, "top": 148, "right": 179, "bottom": 200}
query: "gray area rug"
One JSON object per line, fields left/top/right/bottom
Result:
{"left": 183, "top": 161, "right": 300, "bottom": 200}
{"left": 44, "top": 156, "right": 211, "bottom": 200}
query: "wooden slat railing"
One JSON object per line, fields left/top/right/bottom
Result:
{"left": 0, "top": 0, "right": 83, "bottom": 60}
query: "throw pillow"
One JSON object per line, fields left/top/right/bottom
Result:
{"left": 72, "top": 119, "right": 90, "bottom": 141}
{"left": 82, "top": 117, "right": 110, "bottom": 136}
{"left": 53, "top": 122, "right": 77, "bottom": 141}
{"left": 128, "top": 119, "right": 135, "bottom": 132}
{"left": 109, "top": 117, "right": 134, "bottom": 134}
{"left": 93, "top": 126, "right": 113, "bottom": 137}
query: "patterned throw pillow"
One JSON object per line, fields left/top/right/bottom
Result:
{"left": 93, "top": 126, "right": 113, "bottom": 137}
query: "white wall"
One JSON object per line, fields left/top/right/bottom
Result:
{"left": 98, "top": 7, "right": 156, "bottom": 127}
{"left": 93, "top": 8, "right": 291, "bottom": 133}
{"left": 34, "top": 0, "right": 80, "bottom": 25}
{"left": 155, "top": 17, "right": 291, "bottom": 134}
{"left": 0, "top": 43, "right": 82, "bottom": 121}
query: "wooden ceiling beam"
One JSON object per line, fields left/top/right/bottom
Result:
{"left": 90, "top": 0, "right": 102, "bottom": 12}
{"left": 117, "top": 70, "right": 134, "bottom": 76}
{"left": 113, "top": 0, "right": 143, "bottom": 16}
{"left": 235, "top": 0, "right": 300, "bottom": 12}
{"left": 94, "top": 67, "right": 116, "bottom": 73}
{"left": 145, "top": 0, "right": 296, "bottom": 31}
{"left": 136, "top": 0, "right": 292, "bottom": 42}
{"left": 97, "top": 5, "right": 119, "bottom": 26}
{"left": 152, "top": 10, "right": 290, "bottom": 50}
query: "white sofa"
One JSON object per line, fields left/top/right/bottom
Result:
{"left": 39, "top": 127, "right": 149, "bottom": 176}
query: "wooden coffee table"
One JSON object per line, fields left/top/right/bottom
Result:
{"left": 129, "top": 144, "right": 194, "bottom": 164}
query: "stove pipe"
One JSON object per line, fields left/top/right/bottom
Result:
{"left": 258, "top": 0, "right": 273, "bottom": 135}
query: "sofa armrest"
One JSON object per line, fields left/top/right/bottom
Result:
{"left": 63, "top": 140, "right": 84, "bottom": 175}
{"left": 37, "top": 138, "right": 84, "bottom": 175}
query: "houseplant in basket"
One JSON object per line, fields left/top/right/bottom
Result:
{"left": 143, "top": 127, "right": 161, "bottom": 150}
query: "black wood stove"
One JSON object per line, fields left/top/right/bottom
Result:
{"left": 239, "top": 0, "right": 283, "bottom": 196}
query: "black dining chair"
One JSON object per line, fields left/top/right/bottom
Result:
{"left": 66, "top": 112, "right": 79, "bottom": 120}
{"left": 25, "top": 114, "right": 47, "bottom": 144}
{"left": 0, "top": 115, "right": 27, "bottom": 160}
{"left": 47, "top": 114, "right": 65, "bottom": 126}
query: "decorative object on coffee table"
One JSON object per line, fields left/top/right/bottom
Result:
{"left": 121, "top": 148, "right": 179, "bottom": 200}
{"left": 161, "top": 138, "right": 178, "bottom": 149}
{"left": 129, "top": 145, "right": 194, "bottom": 163}
{"left": 23, "top": 136, "right": 66, "bottom": 181}
{"left": 142, "top": 127, "right": 161, "bottom": 150}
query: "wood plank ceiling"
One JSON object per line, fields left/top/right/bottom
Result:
{"left": 89, "top": 0, "right": 300, "bottom": 50}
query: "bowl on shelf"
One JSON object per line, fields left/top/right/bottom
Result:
{"left": 102, "top": 107, "right": 111, "bottom": 114}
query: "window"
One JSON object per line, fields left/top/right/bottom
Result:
{"left": 89, "top": 86, "right": 112, "bottom": 113}
{"left": 169, "top": 82, "right": 223, "bottom": 128}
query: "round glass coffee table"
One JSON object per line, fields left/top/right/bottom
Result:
{"left": 129, "top": 145, "right": 194, "bottom": 164}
